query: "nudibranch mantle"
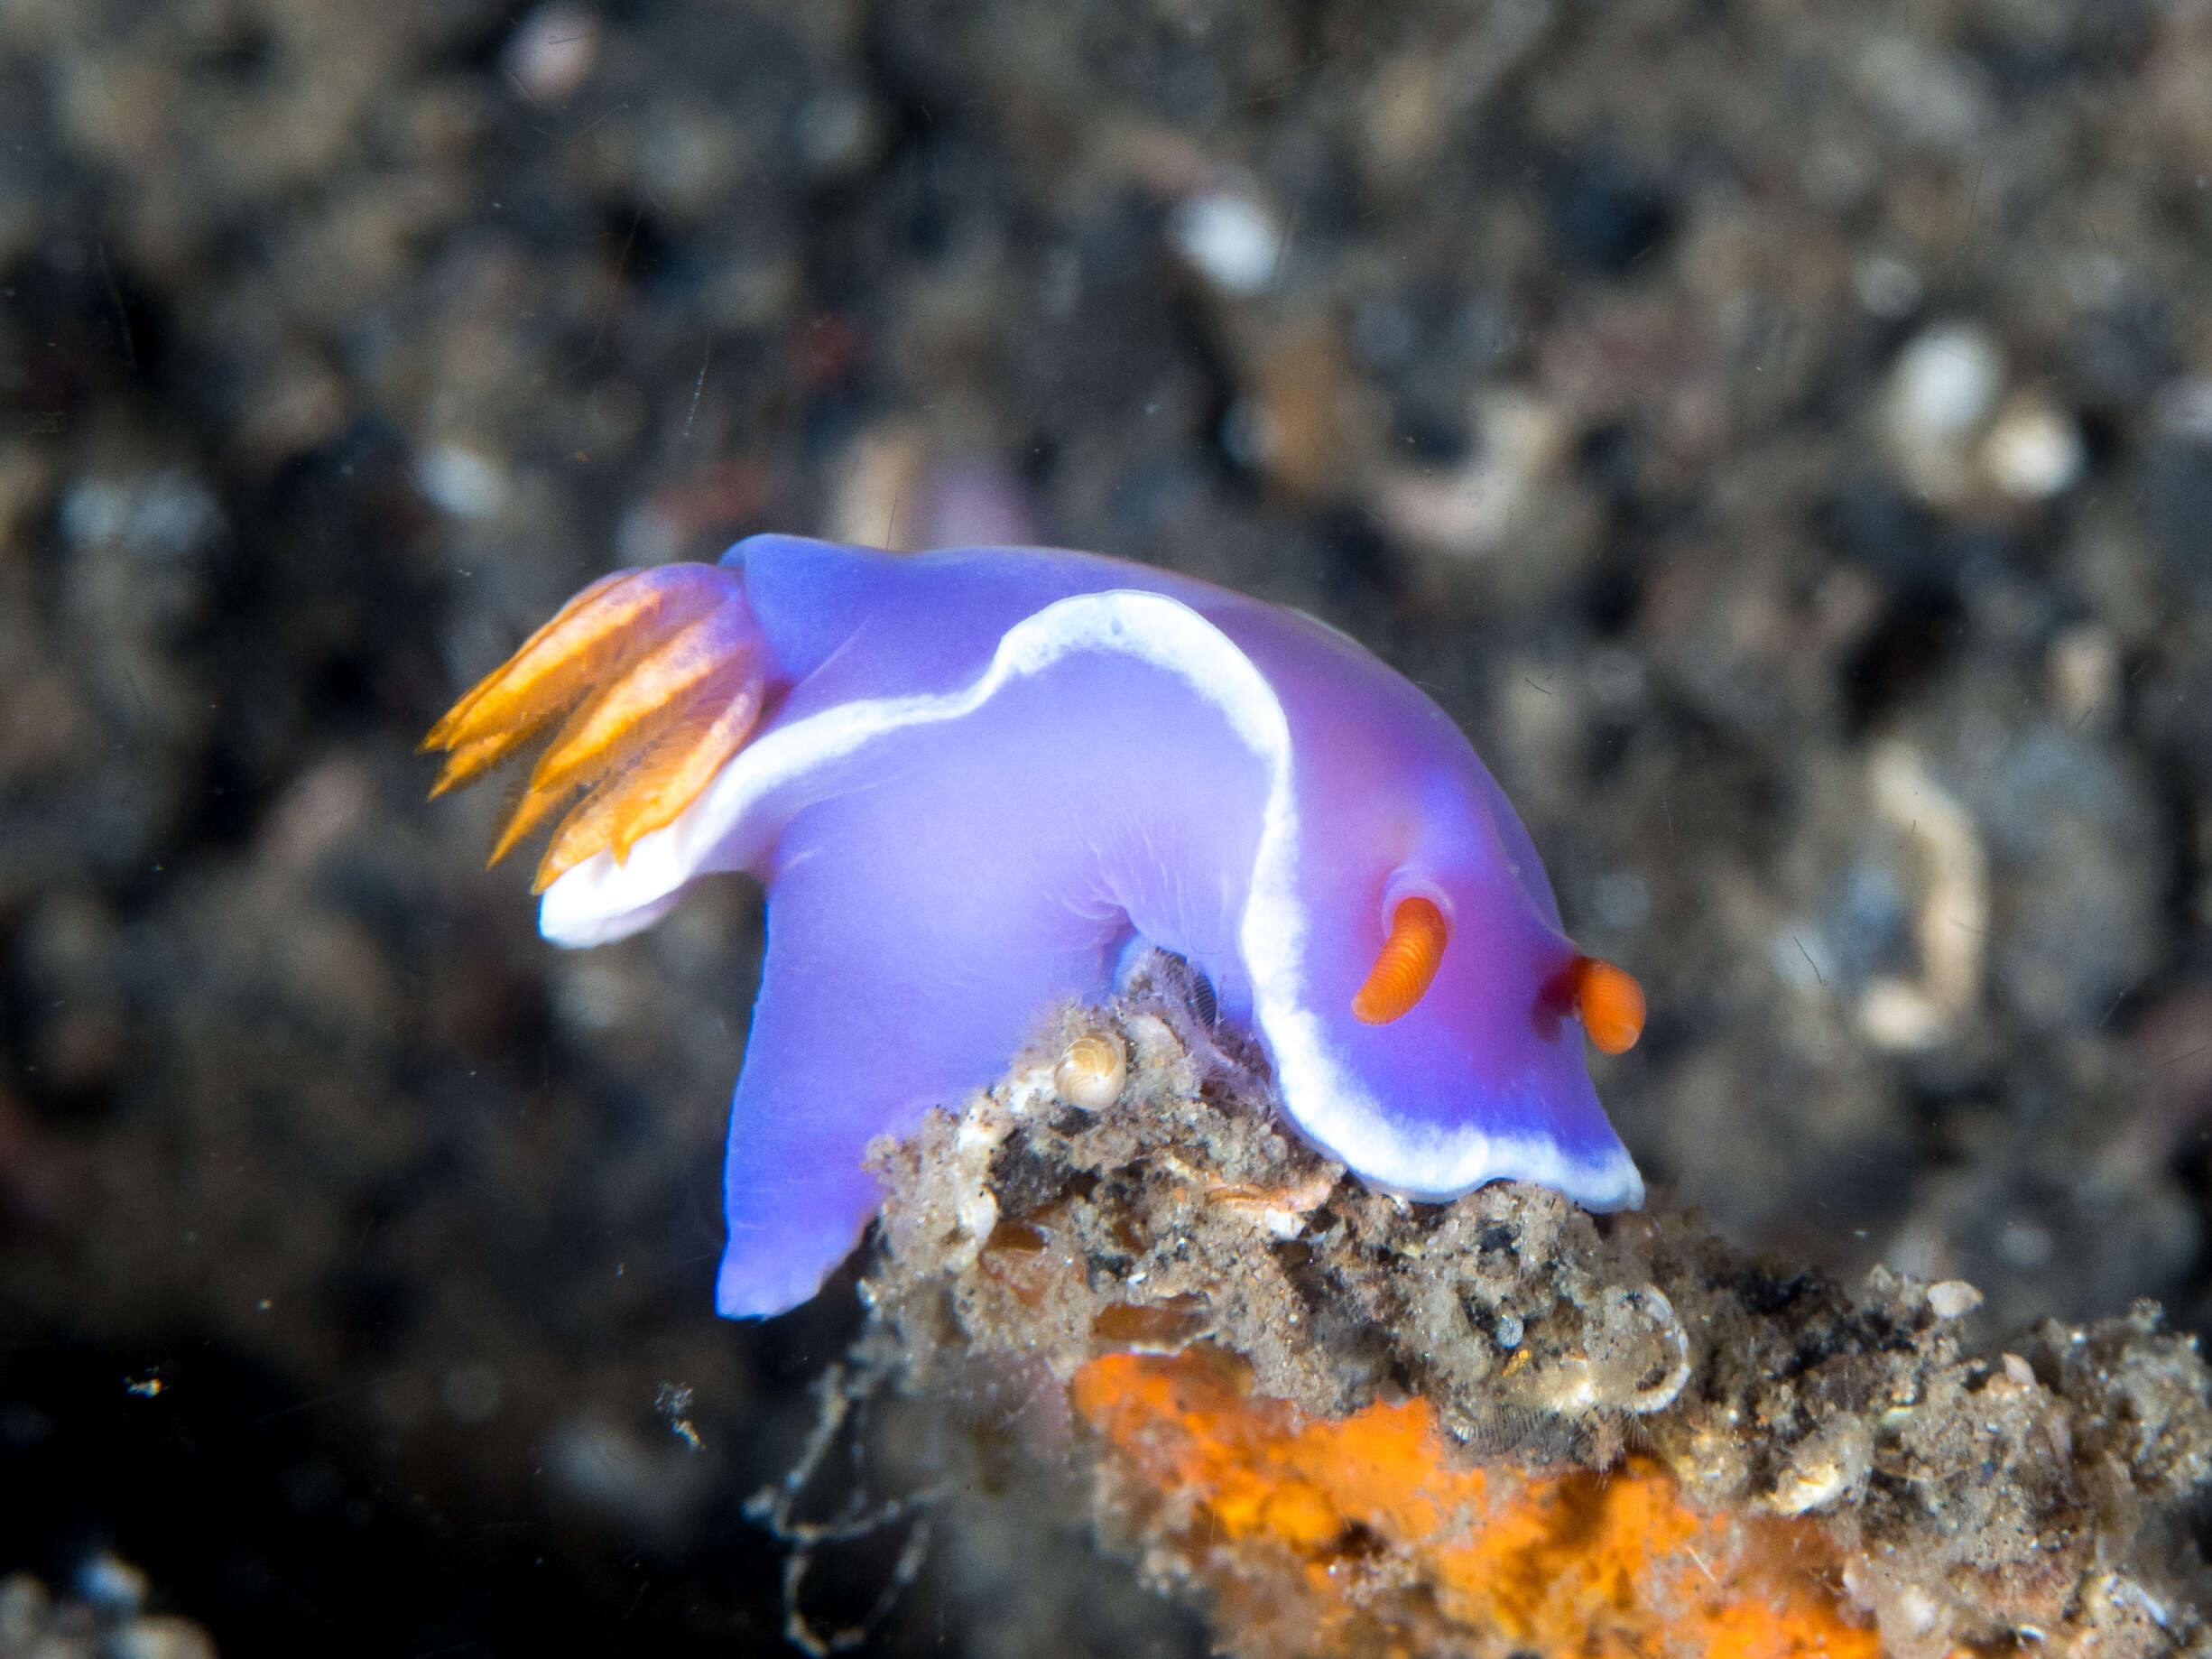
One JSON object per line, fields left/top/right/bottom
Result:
{"left": 430, "top": 536, "right": 1644, "bottom": 1317}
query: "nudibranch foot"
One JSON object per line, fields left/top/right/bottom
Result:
{"left": 422, "top": 563, "right": 768, "bottom": 892}
{"left": 715, "top": 798, "right": 1137, "bottom": 1317}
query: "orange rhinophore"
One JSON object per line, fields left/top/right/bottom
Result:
{"left": 1069, "top": 1349, "right": 1880, "bottom": 1659}
{"left": 421, "top": 562, "right": 766, "bottom": 892}
{"left": 1570, "top": 955, "right": 1645, "bottom": 1053}
{"left": 1351, "top": 896, "right": 1448, "bottom": 1024}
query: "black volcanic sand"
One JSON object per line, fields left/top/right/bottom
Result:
{"left": 4, "top": 0, "right": 2212, "bottom": 1654}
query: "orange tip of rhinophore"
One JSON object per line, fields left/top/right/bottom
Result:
{"left": 1352, "top": 897, "right": 1448, "bottom": 1025}
{"left": 1572, "top": 956, "right": 1644, "bottom": 1054}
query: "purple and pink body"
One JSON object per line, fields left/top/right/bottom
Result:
{"left": 425, "top": 537, "right": 1646, "bottom": 1318}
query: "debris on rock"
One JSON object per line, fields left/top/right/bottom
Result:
{"left": 860, "top": 956, "right": 2212, "bottom": 1658}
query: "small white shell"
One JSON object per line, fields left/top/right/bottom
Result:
{"left": 1610, "top": 1284, "right": 1691, "bottom": 1415}
{"left": 1053, "top": 1032, "right": 1126, "bottom": 1110}
{"left": 1927, "top": 1279, "right": 1983, "bottom": 1320}
{"left": 1766, "top": 1417, "right": 1874, "bottom": 1515}
{"left": 1206, "top": 1169, "right": 1341, "bottom": 1239}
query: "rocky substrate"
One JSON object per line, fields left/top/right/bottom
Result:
{"left": 862, "top": 959, "right": 2212, "bottom": 1656}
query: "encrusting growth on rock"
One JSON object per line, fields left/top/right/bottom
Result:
{"left": 854, "top": 952, "right": 2212, "bottom": 1658}
{"left": 1072, "top": 1350, "right": 1878, "bottom": 1659}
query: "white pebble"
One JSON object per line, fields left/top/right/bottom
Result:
{"left": 1853, "top": 34, "right": 1992, "bottom": 149}
{"left": 1854, "top": 255, "right": 1922, "bottom": 319}
{"left": 795, "top": 89, "right": 878, "bottom": 179}
{"left": 414, "top": 444, "right": 510, "bottom": 519}
{"left": 1169, "top": 190, "right": 1282, "bottom": 296}
{"left": 2047, "top": 622, "right": 2117, "bottom": 731}
{"left": 1858, "top": 979, "right": 1946, "bottom": 1051}
{"left": 1982, "top": 401, "right": 2084, "bottom": 499}
{"left": 75, "top": 1552, "right": 147, "bottom": 1614}
{"left": 1926, "top": 1279, "right": 1983, "bottom": 1319}
{"left": 111, "top": 1617, "right": 219, "bottom": 1659}
{"left": 60, "top": 468, "right": 222, "bottom": 559}
{"left": 504, "top": 4, "right": 598, "bottom": 105}
{"left": 1887, "top": 322, "right": 2004, "bottom": 445}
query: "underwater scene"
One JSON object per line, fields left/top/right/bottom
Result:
{"left": 5, "top": 0, "right": 2212, "bottom": 1654}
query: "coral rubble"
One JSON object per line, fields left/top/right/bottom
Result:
{"left": 861, "top": 958, "right": 2212, "bottom": 1657}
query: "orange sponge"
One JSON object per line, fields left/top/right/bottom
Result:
{"left": 1071, "top": 1349, "right": 1880, "bottom": 1659}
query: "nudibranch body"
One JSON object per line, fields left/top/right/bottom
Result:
{"left": 428, "top": 536, "right": 1644, "bottom": 1317}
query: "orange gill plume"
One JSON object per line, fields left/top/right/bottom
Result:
{"left": 1351, "top": 896, "right": 1448, "bottom": 1025}
{"left": 421, "top": 563, "right": 765, "bottom": 893}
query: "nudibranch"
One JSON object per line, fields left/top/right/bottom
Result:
{"left": 426, "top": 537, "right": 1646, "bottom": 1317}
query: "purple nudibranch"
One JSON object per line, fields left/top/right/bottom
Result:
{"left": 425, "top": 536, "right": 1645, "bottom": 1318}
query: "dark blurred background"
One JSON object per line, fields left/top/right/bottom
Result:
{"left": 3, "top": 0, "right": 2211, "bottom": 1652}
